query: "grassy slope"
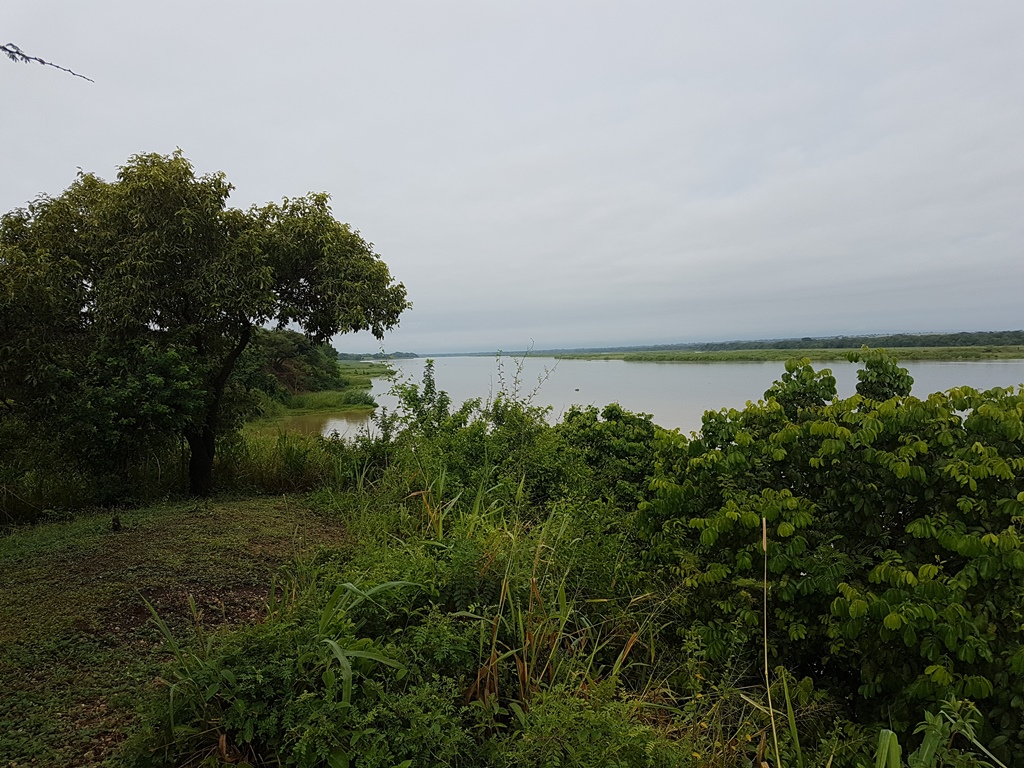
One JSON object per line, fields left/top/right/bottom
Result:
{"left": 557, "top": 345, "right": 1024, "bottom": 362}
{"left": 0, "top": 497, "right": 348, "bottom": 767}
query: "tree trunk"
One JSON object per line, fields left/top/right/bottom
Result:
{"left": 184, "top": 426, "right": 216, "bottom": 497}
{"left": 183, "top": 325, "right": 253, "bottom": 497}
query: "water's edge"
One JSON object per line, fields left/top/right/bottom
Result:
{"left": 274, "top": 357, "right": 1024, "bottom": 438}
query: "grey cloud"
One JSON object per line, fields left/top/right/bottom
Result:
{"left": 4, "top": 1, "right": 1022, "bottom": 354}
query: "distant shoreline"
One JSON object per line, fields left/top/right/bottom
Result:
{"left": 553, "top": 346, "right": 1024, "bottom": 362}
{"left": 415, "top": 330, "right": 1024, "bottom": 359}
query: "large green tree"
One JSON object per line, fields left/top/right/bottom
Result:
{"left": 0, "top": 151, "right": 408, "bottom": 495}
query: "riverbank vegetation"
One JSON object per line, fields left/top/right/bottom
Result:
{"left": 240, "top": 330, "right": 391, "bottom": 423}
{"left": 455, "top": 330, "right": 1024, "bottom": 360}
{"left": 0, "top": 328, "right": 388, "bottom": 522}
{"left": 1, "top": 352, "right": 1021, "bottom": 767}
{"left": 337, "top": 351, "right": 419, "bottom": 361}
{"left": 559, "top": 345, "right": 1024, "bottom": 362}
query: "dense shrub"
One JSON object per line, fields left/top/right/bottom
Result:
{"left": 556, "top": 402, "right": 659, "bottom": 509}
{"left": 641, "top": 352, "right": 1024, "bottom": 763}
{"left": 389, "top": 360, "right": 582, "bottom": 518}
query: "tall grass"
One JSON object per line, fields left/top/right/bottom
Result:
{"left": 285, "top": 389, "right": 376, "bottom": 410}
{"left": 215, "top": 432, "right": 355, "bottom": 494}
{"left": 2, "top": 428, "right": 372, "bottom": 523}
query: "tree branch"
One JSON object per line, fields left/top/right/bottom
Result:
{"left": 2, "top": 42, "right": 94, "bottom": 82}
{"left": 205, "top": 324, "right": 253, "bottom": 430}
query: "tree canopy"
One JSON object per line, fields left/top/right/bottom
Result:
{"left": 0, "top": 151, "right": 408, "bottom": 494}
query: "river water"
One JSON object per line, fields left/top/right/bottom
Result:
{"left": 284, "top": 356, "right": 1024, "bottom": 438}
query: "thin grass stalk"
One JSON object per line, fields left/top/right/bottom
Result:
{"left": 763, "top": 516, "right": 781, "bottom": 767}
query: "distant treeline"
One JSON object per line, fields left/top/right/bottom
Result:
{"left": 335, "top": 351, "right": 419, "bottom": 360}
{"left": 461, "top": 330, "right": 1024, "bottom": 358}
{"left": 605, "top": 346, "right": 1024, "bottom": 362}
{"left": 679, "top": 330, "right": 1024, "bottom": 352}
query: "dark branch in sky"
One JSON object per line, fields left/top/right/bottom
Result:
{"left": 2, "top": 42, "right": 93, "bottom": 82}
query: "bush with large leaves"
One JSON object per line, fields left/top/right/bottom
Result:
{"left": 640, "top": 351, "right": 1024, "bottom": 762}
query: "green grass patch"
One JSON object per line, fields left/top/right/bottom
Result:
{"left": 336, "top": 360, "right": 392, "bottom": 378}
{"left": 285, "top": 389, "right": 376, "bottom": 411}
{"left": 0, "top": 497, "right": 349, "bottom": 767}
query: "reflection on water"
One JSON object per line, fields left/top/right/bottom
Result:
{"left": 270, "top": 409, "right": 373, "bottom": 438}
{"left": 273, "top": 357, "right": 1024, "bottom": 438}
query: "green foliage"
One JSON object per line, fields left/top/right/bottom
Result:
{"left": 134, "top": 580, "right": 418, "bottom": 767}
{"left": 337, "top": 389, "right": 376, "bottom": 407}
{"left": 390, "top": 359, "right": 579, "bottom": 518}
{"left": 236, "top": 328, "right": 355, "bottom": 400}
{"left": 0, "top": 151, "right": 407, "bottom": 497}
{"left": 849, "top": 346, "right": 915, "bottom": 400}
{"left": 906, "top": 698, "right": 1007, "bottom": 767}
{"left": 214, "top": 431, "right": 359, "bottom": 495}
{"left": 641, "top": 350, "right": 1024, "bottom": 762}
{"left": 762, "top": 357, "right": 837, "bottom": 419}
{"left": 52, "top": 339, "right": 202, "bottom": 477}
{"left": 865, "top": 698, "right": 1008, "bottom": 768}
{"left": 284, "top": 390, "right": 377, "bottom": 411}
{"left": 0, "top": 410, "right": 179, "bottom": 521}
{"left": 492, "top": 684, "right": 689, "bottom": 768}
{"left": 556, "top": 403, "right": 659, "bottom": 509}
{"left": 125, "top": 493, "right": 682, "bottom": 767}
{"left": 118, "top": 388, "right": 670, "bottom": 763}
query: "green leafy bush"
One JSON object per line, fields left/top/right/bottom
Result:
{"left": 556, "top": 403, "right": 659, "bottom": 509}
{"left": 389, "top": 360, "right": 581, "bottom": 519}
{"left": 131, "top": 582, "right": 424, "bottom": 767}
{"left": 641, "top": 352, "right": 1024, "bottom": 763}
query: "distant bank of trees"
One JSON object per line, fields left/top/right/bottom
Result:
{"left": 683, "top": 330, "right": 1024, "bottom": 353}
{"left": 335, "top": 351, "right": 418, "bottom": 360}
{"left": 471, "top": 331, "right": 1024, "bottom": 359}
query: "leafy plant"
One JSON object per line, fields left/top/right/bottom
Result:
{"left": 134, "top": 578, "right": 416, "bottom": 767}
{"left": 641, "top": 351, "right": 1024, "bottom": 762}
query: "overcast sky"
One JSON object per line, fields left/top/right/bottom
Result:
{"left": 4, "top": 2, "right": 1023, "bottom": 353}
